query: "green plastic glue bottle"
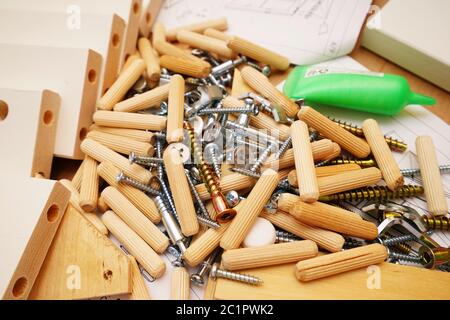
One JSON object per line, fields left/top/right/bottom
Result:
{"left": 283, "top": 65, "right": 436, "bottom": 116}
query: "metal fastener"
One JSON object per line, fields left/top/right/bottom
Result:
{"left": 184, "top": 169, "right": 211, "bottom": 219}
{"left": 116, "top": 172, "right": 161, "bottom": 196}
{"left": 209, "top": 263, "right": 263, "bottom": 285}
{"left": 129, "top": 152, "right": 164, "bottom": 166}
{"left": 319, "top": 185, "right": 424, "bottom": 202}
{"left": 204, "top": 143, "right": 222, "bottom": 178}
{"left": 401, "top": 165, "right": 450, "bottom": 178}
{"left": 191, "top": 249, "right": 222, "bottom": 286}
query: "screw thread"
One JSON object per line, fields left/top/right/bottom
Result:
{"left": 319, "top": 185, "right": 424, "bottom": 202}
{"left": 196, "top": 215, "right": 221, "bottom": 229}
{"left": 343, "top": 237, "right": 364, "bottom": 249}
{"left": 198, "top": 107, "right": 254, "bottom": 115}
{"left": 328, "top": 158, "right": 376, "bottom": 168}
{"left": 209, "top": 151, "right": 222, "bottom": 178}
{"left": 309, "top": 130, "right": 320, "bottom": 142}
{"left": 422, "top": 216, "right": 450, "bottom": 231}
{"left": 116, "top": 173, "right": 161, "bottom": 196}
{"left": 159, "top": 178, "right": 179, "bottom": 220}
{"left": 250, "top": 142, "right": 275, "bottom": 172}
{"left": 392, "top": 243, "right": 415, "bottom": 256}
{"left": 184, "top": 170, "right": 211, "bottom": 219}
{"left": 401, "top": 165, "right": 450, "bottom": 178}
{"left": 129, "top": 152, "right": 164, "bottom": 165}
{"left": 389, "top": 252, "right": 422, "bottom": 264}
{"left": 273, "top": 136, "right": 292, "bottom": 160}
{"left": 275, "top": 230, "right": 300, "bottom": 243}
{"left": 382, "top": 234, "right": 416, "bottom": 246}
{"left": 215, "top": 268, "right": 263, "bottom": 285}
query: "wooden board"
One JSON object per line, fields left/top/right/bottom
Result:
{"left": 0, "top": 10, "right": 125, "bottom": 95}
{"left": 0, "top": 178, "right": 70, "bottom": 300}
{"left": 139, "top": 0, "right": 164, "bottom": 37}
{"left": 0, "top": 88, "right": 60, "bottom": 178}
{"left": 29, "top": 206, "right": 131, "bottom": 300}
{"left": 213, "top": 262, "right": 450, "bottom": 300}
{"left": 0, "top": 44, "right": 101, "bottom": 160}
{"left": 0, "top": 0, "right": 142, "bottom": 69}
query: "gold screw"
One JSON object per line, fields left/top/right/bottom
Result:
{"left": 319, "top": 185, "right": 424, "bottom": 202}
{"left": 330, "top": 118, "right": 408, "bottom": 152}
{"left": 327, "top": 158, "right": 377, "bottom": 168}
{"left": 422, "top": 216, "right": 449, "bottom": 231}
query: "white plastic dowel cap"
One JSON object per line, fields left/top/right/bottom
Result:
{"left": 242, "top": 217, "right": 276, "bottom": 248}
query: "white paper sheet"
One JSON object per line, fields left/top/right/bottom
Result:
{"left": 156, "top": 0, "right": 372, "bottom": 65}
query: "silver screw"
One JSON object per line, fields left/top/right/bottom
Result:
{"left": 209, "top": 263, "right": 263, "bottom": 285}
{"left": 250, "top": 141, "right": 276, "bottom": 172}
{"left": 211, "top": 56, "right": 247, "bottom": 77}
{"left": 379, "top": 234, "right": 417, "bottom": 247}
{"left": 204, "top": 143, "right": 222, "bottom": 178}
{"left": 154, "top": 196, "right": 186, "bottom": 254}
{"left": 388, "top": 251, "right": 423, "bottom": 265}
{"left": 129, "top": 152, "right": 164, "bottom": 165}
{"left": 275, "top": 230, "right": 301, "bottom": 243}
{"left": 225, "top": 191, "right": 240, "bottom": 207}
{"left": 198, "top": 105, "right": 259, "bottom": 116}
{"left": 401, "top": 165, "right": 450, "bottom": 178}
{"left": 246, "top": 61, "right": 271, "bottom": 76}
{"left": 184, "top": 169, "right": 211, "bottom": 219}
{"left": 226, "top": 121, "right": 280, "bottom": 145}
{"left": 272, "top": 136, "right": 292, "bottom": 161}
{"left": 116, "top": 172, "right": 161, "bottom": 196}
{"left": 191, "top": 249, "right": 222, "bottom": 286}
{"left": 230, "top": 167, "right": 288, "bottom": 190}
{"left": 196, "top": 215, "right": 221, "bottom": 229}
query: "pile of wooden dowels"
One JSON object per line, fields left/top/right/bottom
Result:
{"left": 65, "top": 17, "right": 449, "bottom": 299}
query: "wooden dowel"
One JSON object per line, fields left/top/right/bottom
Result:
{"left": 416, "top": 136, "right": 448, "bottom": 216}
{"left": 113, "top": 83, "right": 170, "bottom": 113}
{"left": 102, "top": 211, "right": 166, "bottom": 279}
{"left": 97, "top": 196, "right": 110, "bottom": 213}
{"left": 102, "top": 186, "right": 169, "bottom": 253}
{"left": 322, "top": 142, "right": 341, "bottom": 162}
{"left": 263, "top": 139, "right": 334, "bottom": 171}
{"left": 288, "top": 164, "right": 362, "bottom": 188}
{"left": 81, "top": 139, "right": 152, "bottom": 184}
{"left": 79, "top": 155, "right": 99, "bottom": 212}
{"left": 152, "top": 22, "right": 166, "bottom": 46}
{"left": 159, "top": 55, "right": 211, "bottom": 78}
{"left": 227, "top": 36, "right": 290, "bottom": 71}
{"left": 153, "top": 40, "right": 209, "bottom": 66}
{"left": 231, "top": 68, "right": 254, "bottom": 97}
{"left": 362, "top": 119, "right": 403, "bottom": 191}
{"left": 170, "top": 267, "right": 190, "bottom": 300}
{"left": 183, "top": 223, "right": 230, "bottom": 267}
{"left": 166, "top": 75, "right": 185, "bottom": 143}
{"left": 250, "top": 113, "right": 290, "bottom": 141}
{"left": 221, "top": 169, "right": 279, "bottom": 250}
{"left": 298, "top": 107, "right": 371, "bottom": 158}
{"left": 71, "top": 160, "right": 85, "bottom": 191}
{"left": 177, "top": 30, "right": 235, "bottom": 59}
{"left": 241, "top": 66, "right": 298, "bottom": 117}
{"left": 122, "top": 53, "right": 142, "bottom": 73}
{"left": 138, "top": 37, "right": 161, "bottom": 82}
{"left": 203, "top": 28, "right": 233, "bottom": 42}
{"left": 295, "top": 244, "right": 387, "bottom": 282}
{"left": 222, "top": 240, "right": 318, "bottom": 271}
{"left": 277, "top": 193, "right": 300, "bottom": 213}
{"left": 89, "top": 125, "right": 156, "bottom": 144}
{"left": 97, "top": 162, "right": 161, "bottom": 223}
{"left": 291, "top": 121, "right": 319, "bottom": 203}
{"left": 260, "top": 211, "right": 344, "bottom": 253}
{"left": 165, "top": 17, "right": 228, "bottom": 42}
{"left": 87, "top": 131, "right": 155, "bottom": 156}
{"left": 93, "top": 110, "right": 167, "bottom": 131}
{"left": 290, "top": 201, "right": 378, "bottom": 240}
{"left": 163, "top": 148, "right": 199, "bottom": 236}
{"left": 97, "top": 59, "right": 146, "bottom": 110}
{"left": 59, "top": 179, "right": 108, "bottom": 235}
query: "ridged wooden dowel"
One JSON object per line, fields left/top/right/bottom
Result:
{"left": 297, "top": 107, "right": 371, "bottom": 158}
{"left": 177, "top": 30, "right": 235, "bottom": 59}
{"left": 97, "top": 162, "right": 161, "bottom": 223}
{"left": 122, "top": 53, "right": 141, "bottom": 73}
{"left": 128, "top": 256, "right": 151, "bottom": 300}
{"left": 227, "top": 36, "right": 290, "bottom": 71}
{"left": 250, "top": 113, "right": 290, "bottom": 141}
{"left": 291, "top": 120, "right": 319, "bottom": 203}
{"left": 93, "top": 110, "right": 167, "bottom": 131}
{"left": 183, "top": 223, "right": 230, "bottom": 267}
{"left": 102, "top": 211, "right": 166, "bottom": 279}
{"left": 152, "top": 22, "right": 166, "bottom": 46}
{"left": 79, "top": 155, "right": 99, "bottom": 212}
{"left": 263, "top": 139, "right": 334, "bottom": 171}
{"left": 171, "top": 267, "right": 190, "bottom": 300}
{"left": 166, "top": 17, "right": 228, "bottom": 42}
{"left": 153, "top": 40, "right": 209, "bottom": 66}
{"left": 322, "top": 142, "right": 341, "bottom": 162}
{"left": 290, "top": 201, "right": 378, "bottom": 240}
{"left": 138, "top": 37, "right": 160, "bottom": 82}
{"left": 59, "top": 179, "right": 108, "bottom": 235}
{"left": 222, "top": 240, "right": 318, "bottom": 271}
{"left": 89, "top": 125, "right": 156, "bottom": 144}
{"left": 97, "top": 59, "right": 146, "bottom": 110}
{"left": 102, "top": 186, "right": 169, "bottom": 253}
{"left": 241, "top": 66, "right": 298, "bottom": 117}
{"left": 318, "top": 167, "right": 382, "bottom": 196}
{"left": 295, "top": 244, "right": 388, "bottom": 282}
{"left": 362, "top": 119, "right": 403, "bottom": 191}
{"left": 167, "top": 75, "right": 185, "bottom": 144}
{"left": 221, "top": 169, "right": 279, "bottom": 250}
{"left": 163, "top": 148, "right": 199, "bottom": 236}
{"left": 81, "top": 139, "right": 152, "bottom": 184}
{"left": 231, "top": 68, "right": 254, "bottom": 97}
{"left": 71, "top": 160, "right": 85, "bottom": 191}
{"left": 260, "top": 211, "right": 344, "bottom": 253}
{"left": 87, "top": 131, "right": 155, "bottom": 156}
{"left": 416, "top": 136, "right": 448, "bottom": 216}
{"left": 114, "top": 83, "right": 170, "bottom": 113}
{"left": 288, "top": 164, "right": 362, "bottom": 187}
{"left": 160, "top": 55, "right": 211, "bottom": 78}
{"left": 203, "top": 28, "right": 233, "bottom": 42}
{"left": 97, "top": 196, "right": 110, "bottom": 213}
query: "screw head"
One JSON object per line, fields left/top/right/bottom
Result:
{"left": 190, "top": 274, "right": 205, "bottom": 286}
{"left": 129, "top": 152, "right": 137, "bottom": 164}
{"left": 251, "top": 104, "right": 260, "bottom": 116}
{"left": 116, "top": 172, "right": 125, "bottom": 183}
{"left": 204, "top": 143, "right": 220, "bottom": 163}
{"left": 225, "top": 191, "right": 240, "bottom": 207}
{"left": 209, "top": 263, "right": 219, "bottom": 279}
{"left": 261, "top": 65, "right": 272, "bottom": 77}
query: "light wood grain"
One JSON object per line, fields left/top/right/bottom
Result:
{"left": 291, "top": 121, "right": 319, "bottom": 202}
{"left": 165, "top": 17, "right": 228, "bottom": 42}
{"left": 363, "top": 119, "right": 403, "bottom": 191}
{"left": 114, "top": 83, "right": 170, "bottom": 113}
{"left": 160, "top": 55, "right": 211, "bottom": 78}
{"left": 79, "top": 155, "right": 99, "bottom": 212}
{"left": 94, "top": 110, "right": 167, "bottom": 131}
{"left": 81, "top": 138, "right": 152, "bottom": 184}
{"left": 203, "top": 28, "right": 233, "bottom": 42}
{"left": 296, "top": 244, "right": 387, "bottom": 282}
{"left": 97, "top": 195, "right": 110, "bottom": 214}
{"left": 288, "top": 164, "right": 362, "bottom": 188}
{"left": 171, "top": 267, "right": 190, "bottom": 300}
{"left": 152, "top": 22, "right": 166, "bottom": 45}
{"left": 102, "top": 211, "right": 165, "bottom": 279}
{"left": 101, "top": 186, "right": 169, "bottom": 253}
{"left": 167, "top": 75, "right": 185, "bottom": 143}
{"left": 250, "top": 112, "right": 291, "bottom": 142}
{"left": 87, "top": 130, "right": 155, "bottom": 155}
{"left": 139, "top": 0, "right": 163, "bottom": 37}
{"left": 89, "top": 124, "right": 156, "bottom": 143}
{"left": 97, "top": 162, "right": 161, "bottom": 223}
{"left": 177, "top": 30, "right": 235, "bottom": 59}
{"left": 290, "top": 201, "right": 378, "bottom": 240}
{"left": 298, "top": 106, "right": 371, "bottom": 158}
{"left": 416, "top": 136, "right": 448, "bottom": 215}
{"left": 29, "top": 206, "right": 130, "bottom": 300}
{"left": 138, "top": 37, "right": 161, "bottom": 82}
{"left": 154, "top": 41, "right": 209, "bottom": 66}
{"left": 128, "top": 256, "right": 150, "bottom": 300}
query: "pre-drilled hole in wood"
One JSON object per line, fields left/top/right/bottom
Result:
{"left": 43, "top": 110, "right": 54, "bottom": 125}
{"left": 103, "top": 270, "right": 113, "bottom": 280}
{"left": 112, "top": 33, "right": 120, "bottom": 48}
{"left": 88, "top": 69, "right": 97, "bottom": 84}
{"left": 0, "top": 100, "right": 8, "bottom": 121}
{"left": 133, "top": 2, "right": 140, "bottom": 14}
{"left": 146, "top": 12, "right": 152, "bottom": 25}
{"left": 79, "top": 127, "right": 88, "bottom": 141}
{"left": 12, "top": 277, "right": 28, "bottom": 298}
{"left": 46, "top": 204, "right": 60, "bottom": 223}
